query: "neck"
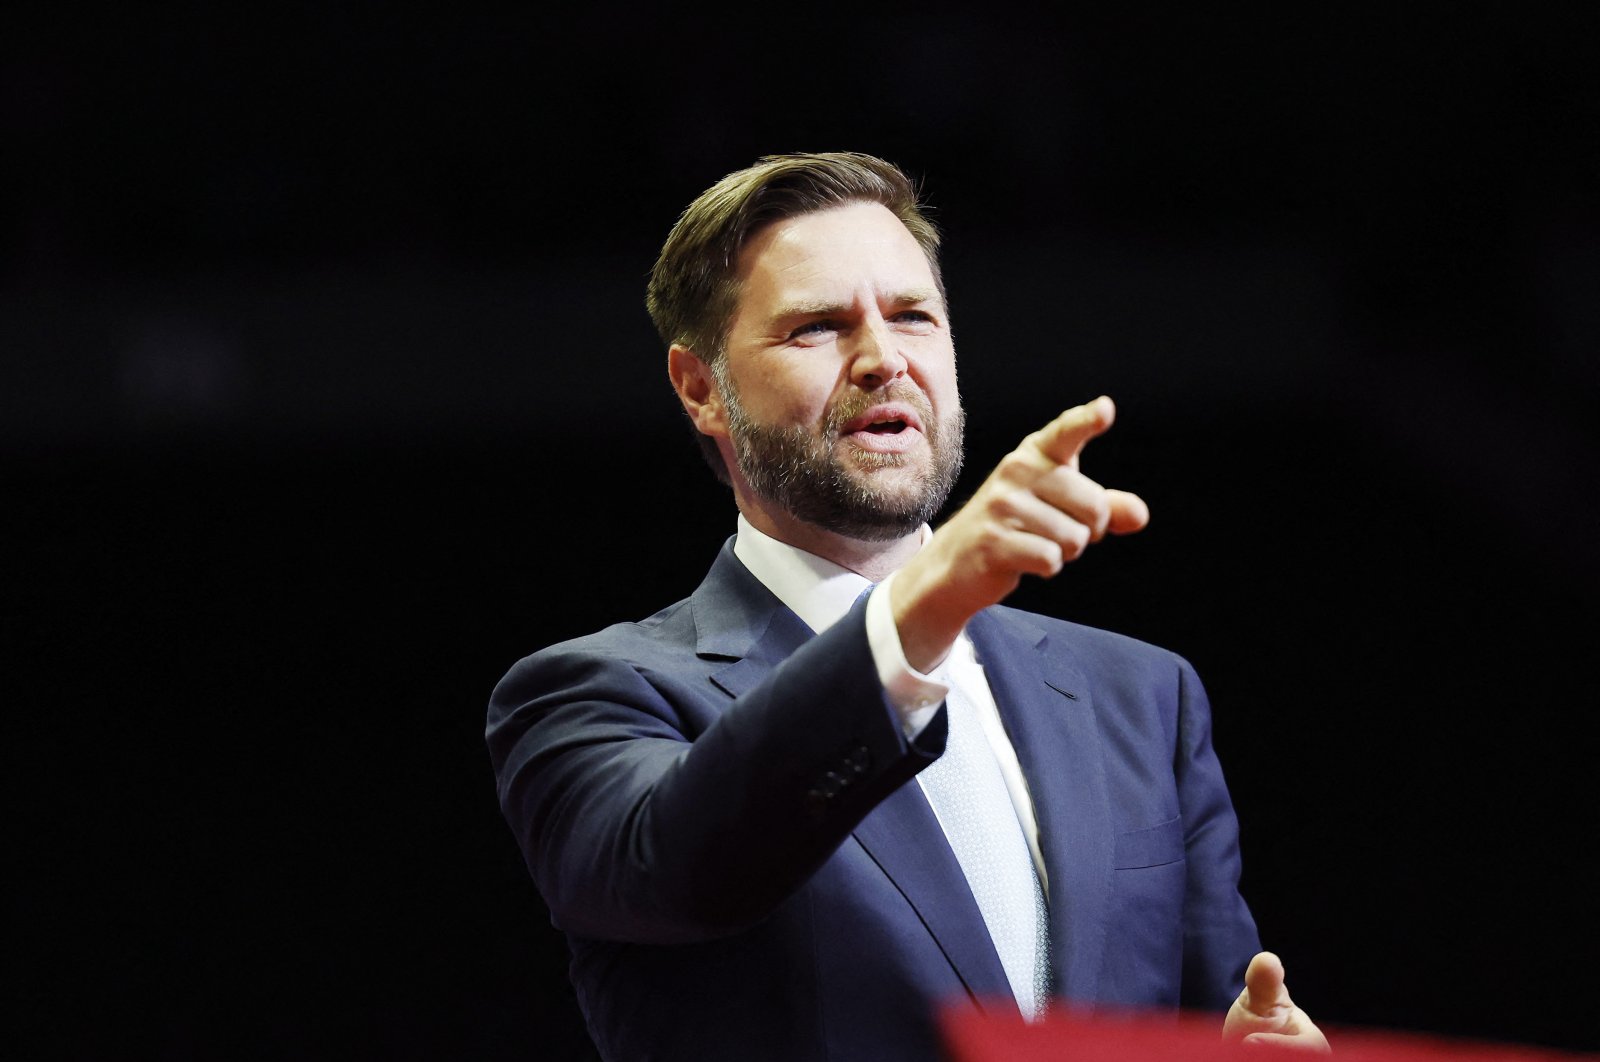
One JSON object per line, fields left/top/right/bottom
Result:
{"left": 735, "top": 495, "right": 923, "bottom": 584}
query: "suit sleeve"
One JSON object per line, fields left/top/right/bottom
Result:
{"left": 486, "top": 603, "right": 946, "bottom": 946}
{"left": 1174, "top": 654, "right": 1262, "bottom": 1009}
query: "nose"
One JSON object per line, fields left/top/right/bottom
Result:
{"left": 849, "top": 317, "right": 908, "bottom": 389}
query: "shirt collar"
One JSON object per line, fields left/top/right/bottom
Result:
{"left": 732, "top": 514, "right": 929, "bottom": 635}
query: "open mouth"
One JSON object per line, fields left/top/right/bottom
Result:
{"left": 842, "top": 404, "right": 923, "bottom": 436}
{"left": 840, "top": 404, "right": 925, "bottom": 453}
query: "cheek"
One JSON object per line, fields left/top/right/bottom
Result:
{"left": 913, "top": 347, "right": 958, "bottom": 403}
{"left": 742, "top": 366, "right": 839, "bottom": 427}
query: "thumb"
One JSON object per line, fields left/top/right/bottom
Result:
{"left": 1242, "top": 951, "right": 1292, "bottom": 1016}
{"left": 1223, "top": 951, "right": 1294, "bottom": 1043}
{"left": 1225, "top": 952, "right": 1331, "bottom": 1052}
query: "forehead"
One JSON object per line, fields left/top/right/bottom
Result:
{"left": 732, "top": 201, "right": 937, "bottom": 311}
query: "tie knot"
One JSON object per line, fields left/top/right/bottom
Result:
{"left": 854, "top": 583, "right": 877, "bottom": 610}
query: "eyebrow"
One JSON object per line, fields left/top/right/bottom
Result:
{"left": 769, "top": 288, "right": 944, "bottom": 325}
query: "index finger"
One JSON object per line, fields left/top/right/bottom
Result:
{"left": 1029, "top": 395, "right": 1117, "bottom": 467}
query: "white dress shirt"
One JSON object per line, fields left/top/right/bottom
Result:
{"left": 732, "top": 516, "right": 1049, "bottom": 891}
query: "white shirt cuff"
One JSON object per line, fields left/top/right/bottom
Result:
{"left": 863, "top": 571, "right": 950, "bottom": 739}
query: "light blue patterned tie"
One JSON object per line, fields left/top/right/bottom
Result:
{"left": 918, "top": 677, "right": 1053, "bottom": 1019}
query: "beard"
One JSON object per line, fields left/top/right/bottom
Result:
{"left": 720, "top": 374, "right": 965, "bottom": 542}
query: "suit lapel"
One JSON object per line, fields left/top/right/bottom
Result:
{"left": 703, "top": 608, "right": 812, "bottom": 699}
{"left": 686, "top": 541, "right": 1017, "bottom": 1009}
{"left": 690, "top": 541, "right": 817, "bottom": 699}
{"left": 969, "top": 608, "right": 1113, "bottom": 1004}
{"left": 852, "top": 773, "right": 1017, "bottom": 1013}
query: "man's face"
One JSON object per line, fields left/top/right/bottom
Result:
{"left": 714, "top": 201, "right": 964, "bottom": 541}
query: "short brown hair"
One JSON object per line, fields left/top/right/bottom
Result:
{"left": 646, "top": 152, "right": 943, "bottom": 481}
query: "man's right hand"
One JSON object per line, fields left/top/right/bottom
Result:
{"left": 890, "top": 395, "right": 1150, "bottom": 673}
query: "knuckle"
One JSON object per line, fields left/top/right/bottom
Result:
{"left": 972, "top": 526, "right": 1009, "bottom": 565}
{"left": 996, "top": 451, "right": 1034, "bottom": 483}
{"left": 1087, "top": 495, "right": 1111, "bottom": 534}
{"left": 986, "top": 488, "right": 1026, "bottom": 522}
{"left": 1060, "top": 523, "right": 1090, "bottom": 560}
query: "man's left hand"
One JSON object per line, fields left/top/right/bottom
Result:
{"left": 1222, "top": 952, "right": 1330, "bottom": 1051}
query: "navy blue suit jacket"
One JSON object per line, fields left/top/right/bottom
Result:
{"left": 487, "top": 541, "right": 1259, "bottom": 1061}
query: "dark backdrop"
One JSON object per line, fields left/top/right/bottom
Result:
{"left": 8, "top": 8, "right": 1598, "bottom": 1059}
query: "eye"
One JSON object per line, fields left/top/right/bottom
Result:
{"left": 788, "top": 320, "right": 839, "bottom": 343}
{"left": 891, "top": 310, "right": 936, "bottom": 332}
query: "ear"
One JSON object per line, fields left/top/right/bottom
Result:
{"left": 668, "top": 344, "right": 728, "bottom": 440}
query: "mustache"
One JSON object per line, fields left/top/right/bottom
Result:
{"left": 822, "top": 383, "right": 935, "bottom": 434}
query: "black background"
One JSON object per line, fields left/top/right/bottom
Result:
{"left": 7, "top": 7, "right": 1598, "bottom": 1059}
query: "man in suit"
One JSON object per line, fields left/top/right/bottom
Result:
{"left": 488, "top": 152, "right": 1325, "bottom": 1060}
